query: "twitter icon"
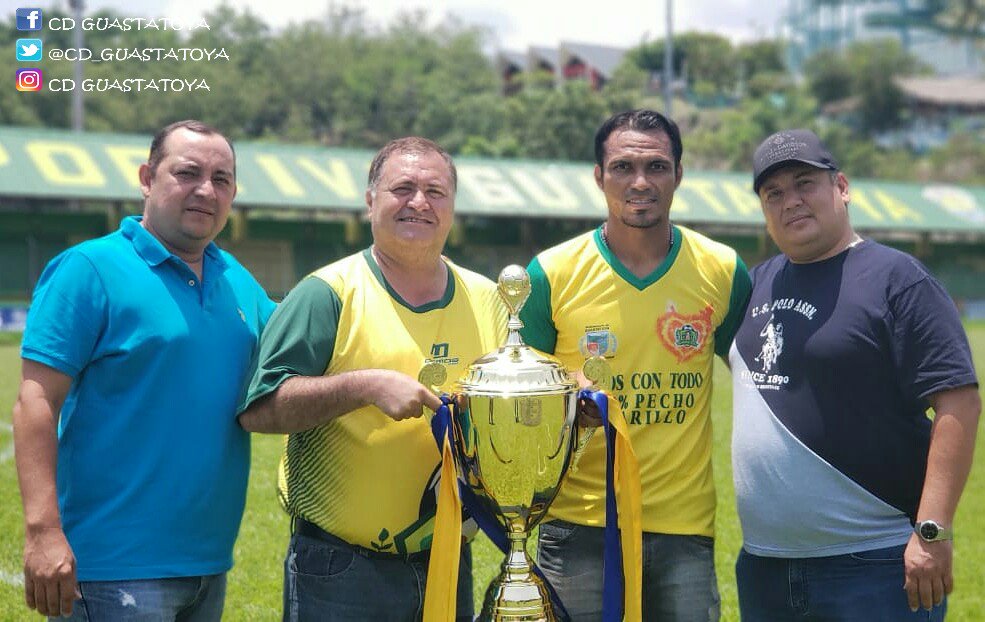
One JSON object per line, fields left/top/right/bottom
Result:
{"left": 16, "top": 39, "right": 43, "bottom": 62}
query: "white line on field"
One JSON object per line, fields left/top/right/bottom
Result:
{"left": 0, "top": 568, "right": 23, "bottom": 587}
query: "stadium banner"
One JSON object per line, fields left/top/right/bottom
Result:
{"left": 1, "top": 125, "right": 984, "bottom": 232}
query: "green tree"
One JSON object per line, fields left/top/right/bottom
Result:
{"left": 603, "top": 63, "right": 649, "bottom": 97}
{"left": 847, "top": 39, "right": 927, "bottom": 133}
{"left": 866, "top": 0, "right": 985, "bottom": 39}
{"left": 927, "top": 134, "right": 985, "bottom": 184}
{"left": 687, "top": 87, "right": 818, "bottom": 171}
{"left": 803, "top": 39, "right": 928, "bottom": 135}
{"left": 755, "top": 117, "right": 920, "bottom": 181}
{"left": 803, "top": 49, "right": 854, "bottom": 106}
{"left": 627, "top": 32, "right": 738, "bottom": 95}
{"left": 940, "top": 0, "right": 985, "bottom": 36}
{"left": 507, "top": 82, "right": 608, "bottom": 160}
{"left": 737, "top": 40, "right": 787, "bottom": 77}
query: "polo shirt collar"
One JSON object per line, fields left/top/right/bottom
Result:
{"left": 121, "top": 216, "right": 226, "bottom": 270}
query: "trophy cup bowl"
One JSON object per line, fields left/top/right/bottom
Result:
{"left": 446, "top": 265, "right": 581, "bottom": 622}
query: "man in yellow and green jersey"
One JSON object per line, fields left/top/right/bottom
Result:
{"left": 519, "top": 109, "right": 751, "bottom": 622}
{"left": 238, "top": 137, "right": 505, "bottom": 621}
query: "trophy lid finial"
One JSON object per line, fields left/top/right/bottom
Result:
{"left": 499, "top": 265, "right": 530, "bottom": 350}
{"left": 455, "top": 265, "right": 576, "bottom": 396}
{"left": 498, "top": 265, "right": 530, "bottom": 317}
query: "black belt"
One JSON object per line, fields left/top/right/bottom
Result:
{"left": 293, "top": 517, "right": 430, "bottom": 562}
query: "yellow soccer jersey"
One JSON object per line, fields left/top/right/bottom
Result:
{"left": 242, "top": 249, "right": 506, "bottom": 554}
{"left": 520, "top": 226, "right": 750, "bottom": 536}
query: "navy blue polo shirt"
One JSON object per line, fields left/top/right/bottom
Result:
{"left": 730, "top": 240, "right": 977, "bottom": 557}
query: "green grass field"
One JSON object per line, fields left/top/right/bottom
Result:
{"left": 2, "top": 327, "right": 985, "bottom": 620}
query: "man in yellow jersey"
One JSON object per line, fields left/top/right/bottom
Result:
{"left": 238, "top": 137, "right": 505, "bottom": 621}
{"left": 519, "top": 109, "right": 751, "bottom": 621}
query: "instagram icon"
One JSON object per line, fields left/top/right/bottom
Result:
{"left": 16, "top": 68, "right": 43, "bottom": 92}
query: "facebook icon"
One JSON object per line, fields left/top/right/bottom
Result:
{"left": 16, "top": 8, "right": 43, "bottom": 31}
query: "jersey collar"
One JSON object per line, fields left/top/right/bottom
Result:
{"left": 593, "top": 224, "right": 682, "bottom": 291}
{"left": 362, "top": 248, "right": 456, "bottom": 313}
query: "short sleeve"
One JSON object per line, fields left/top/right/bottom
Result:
{"left": 21, "top": 250, "right": 108, "bottom": 378}
{"left": 239, "top": 277, "right": 342, "bottom": 412}
{"left": 889, "top": 276, "right": 977, "bottom": 401}
{"left": 518, "top": 257, "right": 557, "bottom": 354}
{"left": 257, "top": 281, "right": 277, "bottom": 327}
{"left": 715, "top": 255, "right": 753, "bottom": 357}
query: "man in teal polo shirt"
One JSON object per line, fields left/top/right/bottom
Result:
{"left": 13, "top": 120, "right": 275, "bottom": 620}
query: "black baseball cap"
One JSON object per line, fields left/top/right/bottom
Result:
{"left": 752, "top": 129, "right": 839, "bottom": 193}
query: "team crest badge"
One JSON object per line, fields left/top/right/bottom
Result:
{"left": 656, "top": 304, "right": 713, "bottom": 363}
{"left": 579, "top": 328, "right": 618, "bottom": 357}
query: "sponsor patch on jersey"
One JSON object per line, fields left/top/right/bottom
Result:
{"left": 656, "top": 304, "right": 713, "bottom": 362}
{"left": 426, "top": 342, "right": 460, "bottom": 366}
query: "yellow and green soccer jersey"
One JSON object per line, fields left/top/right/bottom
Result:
{"left": 519, "top": 226, "right": 750, "bottom": 536}
{"left": 242, "top": 249, "right": 506, "bottom": 554}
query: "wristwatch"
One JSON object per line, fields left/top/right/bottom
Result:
{"left": 915, "top": 520, "right": 953, "bottom": 542}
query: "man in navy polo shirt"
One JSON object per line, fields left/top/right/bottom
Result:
{"left": 13, "top": 120, "right": 275, "bottom": 620}
{"left": 730, "top": 129, "right": 980, "bottom": 621}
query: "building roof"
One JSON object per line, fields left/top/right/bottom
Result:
{"left": 495, "top": 50, "right": 528, "bottom": 74}
{"left": 820, "top": 95, "right": 862, "bottom": 117}
{"left": 895, "top": 76, "right": 985, "bottom": 109}
{"left": 528, "top": 46, "right": 559, "bottom": 71}
{"left": 559, "top": 41, "right": 627, "bottom": 78}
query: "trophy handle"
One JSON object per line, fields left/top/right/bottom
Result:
{"left": 570, "top": 417, "right": 596, "bottom": 471}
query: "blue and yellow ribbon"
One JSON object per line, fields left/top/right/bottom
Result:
{"left": 580, "top": 389, "right": 643, "bottom": 622}
{"left": 423, "top": 398, "right": 463, "bottom": 622}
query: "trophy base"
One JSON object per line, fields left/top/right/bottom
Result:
{"left": 478, "top": 572, "right": 556, "bottom": 622}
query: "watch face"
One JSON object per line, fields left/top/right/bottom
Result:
{"left": 920, "top": 522, "right": 940, "bottom": 540}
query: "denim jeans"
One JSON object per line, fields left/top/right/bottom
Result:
{"left": 283, "top": 531, "right": 474, "bottom": 621}
{"left": 537, "top": 519, "right": 720, "bottom": 622}
{"left": 736, "top": 545, "right": 947, "bottom": 621}
{"left": 55, "top": 574, "right": 226, "bottom": 621}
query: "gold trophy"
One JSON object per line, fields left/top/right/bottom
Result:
{"left": 437, "top": 265, "right": 594, "bottom": 621}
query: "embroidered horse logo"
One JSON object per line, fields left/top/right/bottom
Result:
{"left": 755, "top": 316, "right": 783, "bottom": 373}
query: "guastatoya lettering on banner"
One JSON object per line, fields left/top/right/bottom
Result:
{"left": 0, "top": 126, "right": 983, "bottom": 232}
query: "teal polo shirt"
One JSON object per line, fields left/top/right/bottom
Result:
{"left": 21, "top": 216, "right": 275, "bottom": 581}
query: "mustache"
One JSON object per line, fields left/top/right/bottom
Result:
{"left": 396, "top": 211, "right": 434, "bottom": 223}
{"left": 624, "top": 192, "right": 660, "bottom": 201}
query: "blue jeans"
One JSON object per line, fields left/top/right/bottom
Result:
{"left": 283, "top": 530, "right": 474, "bottom": 621}
{"left": 736, "top": 545, "right": 947, "bottom": 621}
{"left": 537, "top": 519, "right": 720, "bottom": 622}
{"left": 56, "top": 574, "right": 226, "bottom": 621}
